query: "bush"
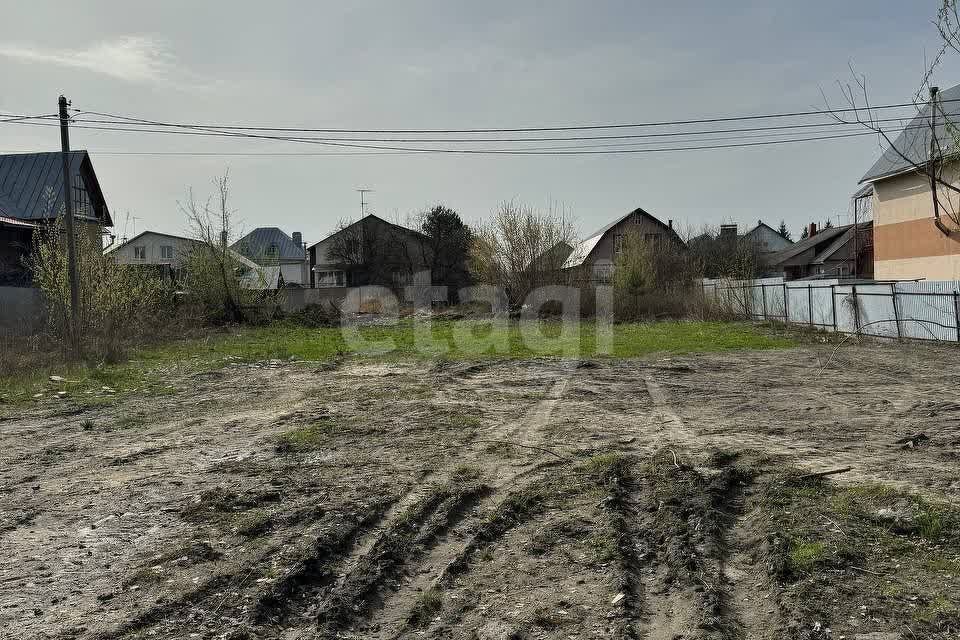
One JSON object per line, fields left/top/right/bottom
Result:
{"left": 612, "top": 231, "right": 700, "bottom": 320}
{"left": 31, "top": 217, "right": 176, "bottom": 361}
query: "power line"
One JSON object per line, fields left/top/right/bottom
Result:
{"left": 69, "top": 98, "right": 950, "bottom": 133}
{"left": 0, "top": 131, "right": 882, "bottom": 157}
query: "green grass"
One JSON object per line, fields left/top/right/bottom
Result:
{"left": 276, "top": 419, "right": 340, "bottom": 452}
{"left": 787, "top": 540, "right": 827, "bottom": 573}
{"left": 0, "top": 319, "right": 793, "bottom": 408}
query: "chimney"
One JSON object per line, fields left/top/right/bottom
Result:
{"left": 719, "top": 224, "right": 738, "bottom": 240}
{"left": 668, "top": 219, "right": 673, "bottom": 229}
{"left": 808, "top": 222, "right": 817, "bottom": 238}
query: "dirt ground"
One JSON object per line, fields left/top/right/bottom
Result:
{"left": 2, "top": 341, "right": 959, "bottom": 639}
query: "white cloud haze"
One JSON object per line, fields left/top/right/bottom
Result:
{"left": 0, "top": 36, "right": 188, "bottom": 86}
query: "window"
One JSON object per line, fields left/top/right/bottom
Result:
{"left": 614, "top": 234, "right": 624, "bottom": 254}
{"left": 133, "top": 246, "right": 146, "bottom": 260}
{"left": 72, "top": 176, "right": 92, "bottom": 218}
{"left": 316, "top": 270, "right": 345, "bottom": 288}
{"left": 160, "top": 246, "right": 174, "bottom": 260}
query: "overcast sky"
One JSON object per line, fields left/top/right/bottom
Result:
{"left": 2, "top": 1, "right": 958, "bottom": 244}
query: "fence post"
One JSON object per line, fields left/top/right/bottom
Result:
{"left": 783, "top": 283, "right": 789, "bottom": 324}
{"left": 954, "top": 290, "right": 960, "bottom": 343}
{"left": 761, "top": 284, "right": 767, "bottom": 320}
{"left": 852, "top": 284, "right": 860, "bottom": 334}
{"left": 891, "top": 283, "right": 902, "bottom": 340}
{"left": 830, "top": 284, "right": 837, "bottom": 333}
{"left": 808, "top": 284, "right": 813, "bottom": 328}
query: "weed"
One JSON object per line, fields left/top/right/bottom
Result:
{"left": 408, "top": 588, "right": 443, "bottom": 627}
{"left": 234, "top": 510, "right": 274, "bottom": 537}
{"left": 80, "top": 419, "right": 95, "bottom": 431}
{"left": 276, "top": 418, "right": 338, "bottom": 453}
{"left": 788, "top": 540, "right": 826, "bottom": 574}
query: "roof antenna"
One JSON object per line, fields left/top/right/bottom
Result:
{"left": 357, "top": 188, "right": 373, "bottom": 218}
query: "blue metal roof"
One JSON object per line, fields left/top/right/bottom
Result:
{"left": 0, "top": 151, "right": 112, "bottom": 225}
{"left": 232, "top": 227, "right": 305, "bottom": 263}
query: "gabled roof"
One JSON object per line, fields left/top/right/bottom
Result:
{"left": 860, "top": 83, "right": 960, "bottom": 184}
{"left": 308, "top": 214, "right": 427, "bottom": 250}
{"left": 0, "top": 151, "right": 111, "bottom": 225}
{"left": 743, "top": 220, "right": 791, "bottom": 242}
{"left": 766, "top": 224, "right": 851, "bottom": 266}
{"left": 233, "top": 227, "right": 305, "bottom": 262}
{"left": 106, "top": 229, "right": 260, "bottom": 269}
{"left": 562, "top": 207, "right": 682, "bottom": 269}
{"left": 810, "top": 221, "right": 872, "bottom": 265}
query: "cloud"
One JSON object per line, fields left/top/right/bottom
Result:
{"left": 0, "top": 36, "right": 194, "bottom": 87}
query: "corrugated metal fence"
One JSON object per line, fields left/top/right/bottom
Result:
{"left": 702, "top": 277, "right": 960, "bottom": 342}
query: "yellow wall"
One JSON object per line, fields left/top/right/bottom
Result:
{"left": 872, "top": 169, "right": 960, "bottom": 280}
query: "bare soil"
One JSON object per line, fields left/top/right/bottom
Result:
{"left": 2, "top": 341, "right": 959, "bottom": 639}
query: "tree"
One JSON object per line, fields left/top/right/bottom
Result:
{"left": 180, "top": 172, "right": 268, "bottom": 323}
{"left": 800, "top": 226, "right": 809, "bottom": 240}
{"left": 470, "top": 201, "right": 577, "bottom": 308}
{"left": 777, "top": 220, "right": 793, "bottom": 241}
{"left": 825, "top": 5, "right": 960, "bottom": 235}
{"left": 824, "top": 219, "right": 834, "bottom": 229}
{"left": 419, "top": 205, "right": 472, "bottom": 295}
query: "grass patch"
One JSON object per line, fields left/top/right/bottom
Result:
{"left": 787, "top": 540, "right": 827, "bottom": 573}
{"left": 408, "top": 588, "right": 443, "bottom": 627}
{"left": 276, "top": 418, "right": 339, "bottom": 453}
{"left": 0, "top": 319, "right": 793, "bottom": 409}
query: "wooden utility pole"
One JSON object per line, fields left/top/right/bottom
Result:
{"left": 58, "top": 95, "right": 81, "bottom": 356}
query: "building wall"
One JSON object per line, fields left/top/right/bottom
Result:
{"left": 587, "top": 214, "right": 679, "bottom": 276}
{"left": 110, "top": 233, "right": 198, "bottom": 268}
{"left": 872, "top": 170, "right": 960, "bottom": 280}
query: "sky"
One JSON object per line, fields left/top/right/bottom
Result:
{"left": 2, "top": 1, "right": 959, "bottom": 245}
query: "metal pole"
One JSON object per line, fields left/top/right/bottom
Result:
{"left": 783, "top": 282, "right": 789, "bottom": 323}
{"left": 808, "top": 284, "right": 813, "bottom": 327}
{"left": 891, "top": 283, "right": 902, "bottom": 340}
{"left": 953, "top": 290, "right": 960, "bottom": 343}
{"left": 852, "top": 284, "right": 860, "bottom": 334}
{"left": 831, "top": 284, "right": 837, "bottom": 332}
{"left": 58, "top": 95, "right": 81, "bottom": 356}
{"left": 761, "top": 283, "right": 767, "bottom": 320}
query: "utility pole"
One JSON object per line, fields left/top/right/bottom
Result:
{"left": 58, "top": 95, "right": 81, "bottom": 356}
{"left": 357, "top": 188, "right": 373, "bottom": 217}
{"left": 929, "top": 86, "right": 941, "bottom": 222}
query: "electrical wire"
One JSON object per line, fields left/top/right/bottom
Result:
{"left": 69, "top": 98, "right": 950, "bottom": 134}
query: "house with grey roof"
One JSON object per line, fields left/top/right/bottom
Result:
{"left": 559, "top": 207, "right": 684, "bottom": 283}
{"left": 0, "top": 151, "right": 112, "bottom": 285}
{"left": 857, "top": 83, "right": 960, "bottom": 281}
{"left": 766, "top": 221, "right": 873, "bottom": 280}
{"left": 232, "top": 227, "right": 308, "bottom": 286}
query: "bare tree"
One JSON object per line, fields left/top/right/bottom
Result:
{"left": 825, "top": 6, "right": 960, "bottom": 236}
{"left": 180, "top": 172, "right": 257, "bottom": 322}
{"left": 470, "top": 200, "right": 578, "bottom": 308}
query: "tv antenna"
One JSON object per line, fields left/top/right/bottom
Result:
{"left": 357, "top": 188, "right": 373, "bottom": 217}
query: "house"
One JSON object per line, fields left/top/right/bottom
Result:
{"left": 232, "top": 227, "right": 308, "bottom": 287}
{"left": 0, "top": 151, "right": 113, "bottom": 284}
{"left": 858, "top": 83, "right": 960, "bottom": 280}
{"left": 766, "top": 221, "right": 873, "bottom": 280}
{"left": 308, "top": 214, "right": 433, "bottom": 290}
{"left": 108, "top": 230, "right": 274, "bottom": 287}
{"left": 742, "top": 220, "right": 794, "bottom": 256}
{"left": 560, "top": 207, "right": 685, "bottom": 283}
{"left": 109, "top": 231, "right": 204, "bottom": 269}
